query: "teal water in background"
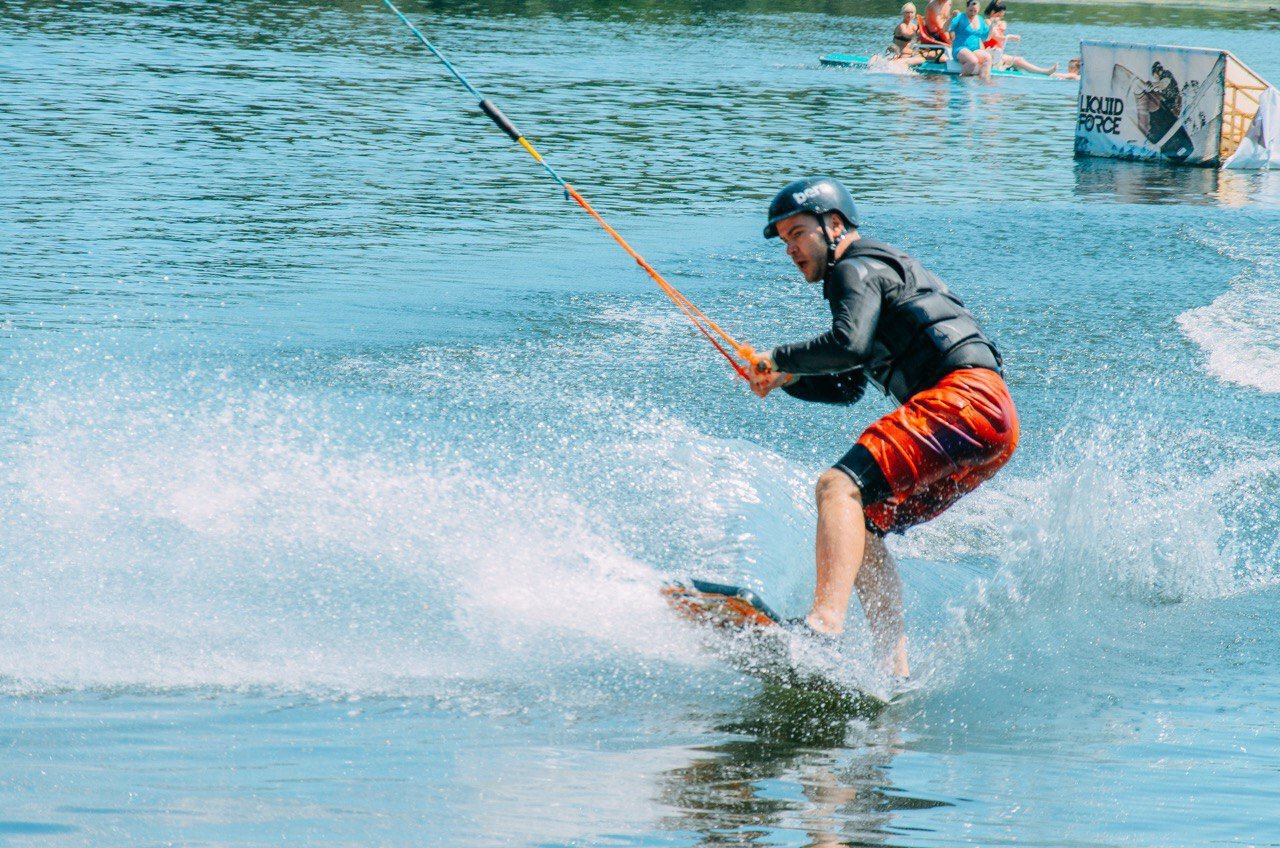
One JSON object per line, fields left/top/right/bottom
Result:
{"left": 4, "top": 0, "right": 1280, "bottom": 844}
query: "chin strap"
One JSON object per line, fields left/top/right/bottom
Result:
{"left": 820, "top": 215, "right": 842, "bottom": 282}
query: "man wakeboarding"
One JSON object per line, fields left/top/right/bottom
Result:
{"left": 750, "top": 177, "right": 1018, "bottom": 679}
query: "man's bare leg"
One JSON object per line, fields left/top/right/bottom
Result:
{"left": 806, "top": 469, "right": 910, "bottom": 678}
{"left": 856, "top": 535, "right": 910, "bottom": 678}
{"left": 806, "top": 469, "right": 866, "bottom": 634}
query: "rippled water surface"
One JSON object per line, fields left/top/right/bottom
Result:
{"left": 3, "top": 0, "right": 1280, "bottom": 845}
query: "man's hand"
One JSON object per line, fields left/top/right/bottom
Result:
{"left": 751, "top": 370, "right": 793, "bottom": 398}
{"left": 748, "top": 354, "right": 794, "bottom": 398}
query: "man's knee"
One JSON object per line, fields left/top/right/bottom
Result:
{"left": 816, "top": 467, "right": 862, "bottom": 506}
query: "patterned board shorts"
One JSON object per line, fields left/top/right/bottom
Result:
{"left": 835, "top": 367, "right": 1019, "bottom": 535}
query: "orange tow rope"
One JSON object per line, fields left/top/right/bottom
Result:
{"left": 378, "top": 0, "right": 759, "bottom": 380}
{"left": 562, "top": 187, "right": 754, "bottom": 379}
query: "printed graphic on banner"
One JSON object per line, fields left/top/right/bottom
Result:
{"left": 1075, "top": 42, "right": 1226, "bottom": 166}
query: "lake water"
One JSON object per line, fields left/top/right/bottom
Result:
{"left": 3, "top": 0, "right": 1280, "bottom": 845}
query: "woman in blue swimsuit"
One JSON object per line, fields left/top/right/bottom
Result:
{"left": 949, "top": 0, "right": 992, "bottom": 78}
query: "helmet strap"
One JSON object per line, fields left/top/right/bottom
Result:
{"left": 820, "top": 214, "right": 840, "bottom": 278}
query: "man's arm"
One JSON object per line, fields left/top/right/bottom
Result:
{"left": 770, "top": 258, "right": 885, "bottom": 375}
{"left": 780, "top": 369, "right": 867, "bottom": 405}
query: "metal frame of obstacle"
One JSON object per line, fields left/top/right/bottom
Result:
{"left": 1220, "top": 54, "right": 1270, "bottom": 162}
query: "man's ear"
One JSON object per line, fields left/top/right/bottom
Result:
{"left": 825, "top": 213, "right": 845, "bottom": 240}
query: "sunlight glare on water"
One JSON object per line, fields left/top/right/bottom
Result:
{"left": 2, "top": 0, "right": 1280, "bottom": 845}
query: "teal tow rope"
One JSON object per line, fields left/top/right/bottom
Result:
{"left": 377, "top": 0, "right": 571, "bottom": 190}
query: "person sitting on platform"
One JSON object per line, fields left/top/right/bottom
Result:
{"left": 950, "top": 0, "right": 992, "bottom": 78}
{"left": 888, "top": 4, "right": 920, "bottom": 57}
{"left": 982, "top": 1, "right": 1058, "bottom": 75}
{"left": 920, "top": 0, "right": 954, "bottom": 48}
{"left": 886, "top": 4, "right": 930, "bottom": 66}
{"left": 982, "top": 0, "right": 1016, "bottom": 52}
{"left": 1052, "top": 57, "right": 1081, "bottom": 80}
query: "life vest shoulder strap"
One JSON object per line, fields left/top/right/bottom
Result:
{"left": 838, "top": 238, "right": 914, "bottom": 285}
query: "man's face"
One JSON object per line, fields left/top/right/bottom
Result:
{"left": 777, "top": 213, "right": 837, "bottom": 283}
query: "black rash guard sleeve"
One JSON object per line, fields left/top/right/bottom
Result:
{"left": 770, "top": 258, "right": 886, "bottom": 376}
{"left": 780, "top": 369, "right": 867, "bottom": 405}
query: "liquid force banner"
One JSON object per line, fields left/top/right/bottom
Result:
{"left": 1076, "top": 41, "right": 1226, "bottom": 166}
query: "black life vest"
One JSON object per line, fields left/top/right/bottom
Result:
{"left": 830, "top": 238, "right": 1002, "bottom": 403}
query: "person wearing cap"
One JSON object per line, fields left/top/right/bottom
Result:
{"left": 751, "top": 177, "right": 1018, "bottom": 679}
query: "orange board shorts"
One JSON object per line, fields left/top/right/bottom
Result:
{"left": 834, "top": 368, "right": 1018, "bottom": 535}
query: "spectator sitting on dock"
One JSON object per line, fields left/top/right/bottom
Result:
{"left": 920, "top": 0, "right": 954, "bottom": 47}
{"left": 983, "top": 0, "right": 1016, "bottom": 51}
{"left": 889, "top": 4, "right": 920, "bottom": 57}
{"left": 887, "top": 4, "right": 929, "bottom": 65}
{"left": 1052, "top": 57, "right": 1081, "bottom": 80}
{"left": 950, "top": 0, "right": 992, "bottom": 78}
{"left": 983, "top": 1, "right": 1058, "bottom": 75}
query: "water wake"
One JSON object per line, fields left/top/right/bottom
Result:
{"left": 1178, "top": 220, "right": 1280, "bottom": 393}
{"left": 2, "top": 334, "right": 1273, "bottom": 721}
{"left": 905, "top": 413, "right": 1279, "bottom": 713}
{"left": 0, "top": 344, "right": 713, "bottom": 705}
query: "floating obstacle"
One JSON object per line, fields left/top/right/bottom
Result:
{"left": 1074, "top": 41, "right": 1278, "bottom": 169}
{"left": 820, "top": 53, "right": 1061, "bottom": 81}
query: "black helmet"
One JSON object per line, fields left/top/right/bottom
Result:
{"left": 763, "top": 177, "right": 859, "bottom": 239}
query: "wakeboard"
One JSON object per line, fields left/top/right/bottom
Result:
{"left": 662, "top": 578, "right": 891, "bottom": 712}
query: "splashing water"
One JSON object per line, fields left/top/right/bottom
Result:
{"left": 1178, "top": 221, "right": 1280, "bottom": 394}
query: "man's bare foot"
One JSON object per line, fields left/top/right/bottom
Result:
{"left": 892, "top": 653, "right": 910, "bottom": 679}
{"left": 805, "top": 611, "right": 844, "bottom": 635}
